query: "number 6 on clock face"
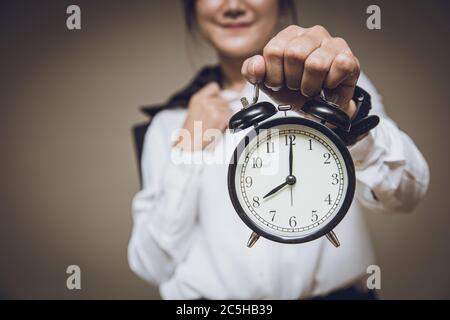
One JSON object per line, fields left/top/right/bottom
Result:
{"left": 228, "top": 117, "right": 356, "bottom": 245}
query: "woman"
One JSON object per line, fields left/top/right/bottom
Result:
{"left": 128, "top": 0, "right": 429, "bottom": 299}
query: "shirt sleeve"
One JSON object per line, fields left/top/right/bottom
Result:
{"left": 349, "top": 74, "right": 430, "bottom": 213}
{"left": 127, "top": 111, "right": 204, "bottom": 285}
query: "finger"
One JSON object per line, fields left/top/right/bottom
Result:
{"left": 284, "top": 25, "right": 332, "bottom": 92}
{"left": 323, "top": 38, "right": 356, "bottom": 89}
{"left": 284, "top": 34, "right": 323, "bottom": 91}
{"left": 262, "top": 30, "right": 299, "bottom": 90}
{"left": 335, "top": 82, "right": 358, "bottom": 113}
{"left": 241, "top": 58, "right": 250, "bottom": 80}
{"left": 321, "top": 37, "right": 353, "bottom": 56}
{"left": 200, "top": 82, "right": 221, "bottom": 97}
{"left": 301, "top": 47, "right": 336, "bottom": 98}
{"left": 324, "top": 53, "right": 357, "bottom": 90}
{"left": 305, "top": 25, "right": 332, "bottom": 39}
{"left": 242, "top": 55, "right": 266, "bottom": 84}
{"left": 327, "top": 53, "right": 360, "bottom": 109}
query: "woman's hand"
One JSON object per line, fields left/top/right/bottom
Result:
{"left": 242, "top": 25, "right": 360, "bottom": 118}
{"left": 175, "top": 82, "right": 233, "bottom": 152}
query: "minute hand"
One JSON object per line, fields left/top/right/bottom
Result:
{"left": 289, "top": 138, "right": 293, "bottom": 176}
{"left": 263, "top": 181, "right": 289, "bottom": 199}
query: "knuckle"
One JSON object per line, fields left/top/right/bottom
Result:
{"left": 310, "top": 24, "right": 329, "bottom": 36}
{"left": 209, "top": 82, "right": 220, "bottom": 91}
{"left": 332, "top": 36, "right": 349, "bottom": 47}
{"left": 305, "top": 56, "right": 328, "bottom": 73}
{"left": 334, "top": 53, "right": 356, "bottom": 73}
{"left": 320, "top": 37, "right": 332, "bottom": 46}
{"left": 283, "top": 25, "right": 302, "bottom": 35}
{"left": 285, "top": 44, "right": 310, "bottom": 63}
{"left": 263, "top": 43, "right": 284, "bottom": 59}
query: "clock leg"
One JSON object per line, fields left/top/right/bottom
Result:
{"left": 326, "top": 230, "right": 340, "bottom": 248}
{"left": 247, "top": 232, "right": 260, "bottom": 248}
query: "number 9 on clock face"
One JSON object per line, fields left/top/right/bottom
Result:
{"left": 228, "top": 117, "right": 355, "bottom": 244}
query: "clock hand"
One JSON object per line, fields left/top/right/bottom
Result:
{"left": 288, "top": 140, "right": 295, "bottom": 206}
{"left": 263, "top": 181, "right": 289, "bottom": 199}
{"left": 263, "top": 175, "right": 297, "bottom": 199}
{"left": 263, "top": 139, "right": 297, "bottom": 201}
{"left": 290, "top": 185, "right": 293, "bottom": 206}
{"left": 289, "top": 138, "right": 293, "bottom": 176}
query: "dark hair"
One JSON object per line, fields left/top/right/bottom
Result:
{"left": 183, "top": 0, "right": 298, "bottom": 32}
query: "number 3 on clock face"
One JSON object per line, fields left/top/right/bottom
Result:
{"left": 228, "top": 117, "right": 355, "bottom": 245}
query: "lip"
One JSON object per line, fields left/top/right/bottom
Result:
{"left": 221, "top": 22, "right": 253, "bottom": 30}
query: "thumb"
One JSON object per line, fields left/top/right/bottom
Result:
{"left": 241, "top": 55, "right": 266, "bottom": 84}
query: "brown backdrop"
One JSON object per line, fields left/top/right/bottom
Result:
{"left": 0, "top": 0, "right": 449, "bottom": 299}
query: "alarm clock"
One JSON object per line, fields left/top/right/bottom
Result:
{"left": 227, "top": 84, "right": 378, "bottom": 248}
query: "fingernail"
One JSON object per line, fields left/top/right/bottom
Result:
{"left": 301, "top": 89, "right": 311, "bottom": 98}
{"left": 325, "top": 92, "right": 339, "bottom": 103}
{"left": 265, "top": 84, "right": 283, "bottom": 92}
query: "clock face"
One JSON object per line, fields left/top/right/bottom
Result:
{"left": 228, "top": 117, "right": 355, "bottom": 243}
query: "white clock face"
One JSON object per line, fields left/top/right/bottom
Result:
{"left": 232, "top": 123, "right": 350, "bottom": 241}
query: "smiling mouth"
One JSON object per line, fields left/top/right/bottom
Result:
{"left": 221, "top": 22, "right": 253, "bottom": 30}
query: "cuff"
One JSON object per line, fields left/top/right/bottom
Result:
{"left": 348, "top": 118, "right": 406, "bottom": 171}
{"left": 348, "top": 129, "right": 377, "bottom": 169}
{"left": 348, "top": 119, "right": 407, "bottom": 203}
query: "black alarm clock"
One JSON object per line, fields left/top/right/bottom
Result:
{"left": 227, "top": 84, "right": 378, "bottom": 248}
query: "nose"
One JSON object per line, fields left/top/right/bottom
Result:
{"left": 226, "top": 0, "right": 242, "bottom": 10}
{"left": 222, "top": 0, "right": 247, "bottom": 19}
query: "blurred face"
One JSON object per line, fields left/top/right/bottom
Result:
{"left": 196, "top": 0, "right": 279, "bottom": 59}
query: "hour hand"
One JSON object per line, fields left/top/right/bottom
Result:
{"left": 263, "top": 181, "right": 288, "bottom": 199}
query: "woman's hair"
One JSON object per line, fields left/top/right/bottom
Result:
{"left": 183, "top": 0, "right": 298, "bottom": 32}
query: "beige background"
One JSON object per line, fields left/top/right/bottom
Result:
{"left": 0, "top": 0, "right": 449, "bottom": 299}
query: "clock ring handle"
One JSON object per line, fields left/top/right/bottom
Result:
{"left": 301, "top": 98, "right": 351, "bottom": 132}
{"left": 229, "top": 101, "right": 278, "bottom": 132}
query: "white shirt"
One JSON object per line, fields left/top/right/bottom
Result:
{"left": 128, "top": 73, "right": 430, "bottom": 299}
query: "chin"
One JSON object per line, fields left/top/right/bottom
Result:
{"left": 215, "top": 39, "right": 263, "bottom": 59}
